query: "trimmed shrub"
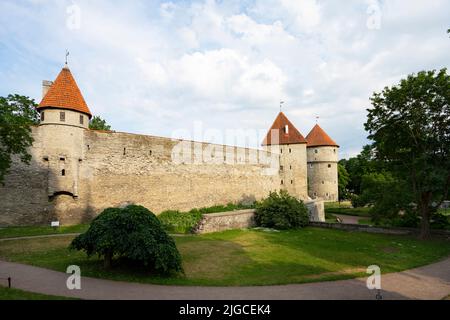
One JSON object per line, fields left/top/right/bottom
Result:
{"left": 70, "top": 205, "right": 183, "bottom": 274}
{"left": 254, "top": 190, "right": 309, "bottom": 229}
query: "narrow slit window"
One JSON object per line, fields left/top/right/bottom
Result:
{"left": 328, "top": 164, "right": 331, "bottom": 168}
{"left": 79, "top": 115, "right": 84, "bottom": 125}
{"left": 41, "top": 112, "right": 45, "bottom": 121}
{"left": 61, "top": 169, "right": 66, "bottom": 176}
{"left": 123, "top": 148, "right": 126, "bottom": 155}
{"left": 60, "top": 112, "right": 65, "bottom": 122}
{"left": 281, "top": 180, "right": 284, "bottom": 185}
{"left": 291, "top": 180, "right": 293, "bottom": 184}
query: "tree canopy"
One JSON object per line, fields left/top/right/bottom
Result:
{"left": 89, "top": 116, "right": 112, "bottom": 131}
{"left": 0, "top": 94, "right": 39, "bottom": 184}
{"left": 365, "top": 68, "right": 450, "bottom": 238}
{"left": 70, "top": 205, "right": 183, "bottom": 274}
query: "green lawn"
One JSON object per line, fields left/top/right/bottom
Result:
{"left": 0, "top": 286, "right": 75, "bottom": 300}
{"left": 0, "top": 227, "right": 448, "bottom": 286}
{"left": 0, "top": 224, "right": 89, "bottom": 239}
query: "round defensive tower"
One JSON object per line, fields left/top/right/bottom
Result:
{"left": 306, "top": 124, "right": 339, "bottom": 202}
{"left": 36, "top": 64, "right": 92, "bottom": 223}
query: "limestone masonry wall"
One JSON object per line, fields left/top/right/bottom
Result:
{"left": 0, "top": 126, "right": 281, "bottom": 226}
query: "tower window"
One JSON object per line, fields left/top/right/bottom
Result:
{"left": 149, "top": 150, "right": 152, "bottom": 156}
{"left": 60, "top": 112, "right": 65, "bottom": 122}
{"left": 123, "top": 148, "right": 126, "bottom": 155}
{"left": 322, "top": 181, "right": 324, "bottom": 184}
{"left": 80, "top": 115, "right": 84, "bottom": 125}
{"left": 61, "top": 169, "right": 66, "bottom": 176}
{"left": 289, "top": 148, "right": 292, "bottom": 153}
{"left": 309, "top": 164, "right": 313, "bottom": 168}
{"left": 315, "top": 149, "right": 318, "bottom": 154}
{"left": 280, "top": 165, "right": 284, "bottom": 171}
{"left": 59, "top": 157, "right": 65, "bottom": 161}
{"left": 328, "top": 164, "right": 331, "bottom": 168}
{"left": 281, "top": 180, "right": 284, "bottom": 185}
{"left": 280, "top": 148, "right": 283, "bottom": 154}
{"left": 290, "top": 165, "right": 292, "bottom": 170}
{"left": 41, "top": 112, "right": 45, "bottom": 121}
{"left": 333, "top": 149, "right": 336, "bottom": 153}
{"left": 291, "top": 180, "right": 293, "bottom": 184}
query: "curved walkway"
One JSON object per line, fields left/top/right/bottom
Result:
{"left": 1, "top": 257, "right": 449, "bottom": 300}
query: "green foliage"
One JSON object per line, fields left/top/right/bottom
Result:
{"left": 254, "top": 190, "right": 309, "bottom": 229}
{"left": 365, "top": 68, "right": 450, "bottom": 238}
{"left": 89, "top": 115, "right": 112, "bottom": 131}
{"left": 337, "top": 163, "right": 350, "bottom": 200}
{"left": 430, "top": 213, "right": 450, "bottom": 230}
{"left": 70, "top": 205, "right": 183, "bottom": 274}
{"left": 158, "top": 210, "right": 203, "bottom": 234}
{"left": 339, "top": 145, "right": 385, "bottom": 195}
{"left": 158, "top": 202, "right": 255, "bottom": 234}
{"left": 0, "top": 94, "right": 39, "bottom": 183}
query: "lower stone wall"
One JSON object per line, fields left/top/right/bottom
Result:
{"left": 194, "top": 201, "right": 326, "bottom": 234}
{"left": 193, "top": 209, "right": 256, "bottom": 234}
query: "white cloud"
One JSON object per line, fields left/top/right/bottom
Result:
{"left": 1, "top": 0, "right": 449, "bottom": 157}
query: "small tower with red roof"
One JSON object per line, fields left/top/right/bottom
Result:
{"left": 36, "top": 64, "right": 92, "bottom": 201}
{"left": 262, "top": 112, "right": 308, "bottom": 200}
{"left": 305, "top": 124, "right": 339, "bottom": 201}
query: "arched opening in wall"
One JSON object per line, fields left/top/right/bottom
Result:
{"left": 48, "top": 191, "right": 77, "bottom": 201}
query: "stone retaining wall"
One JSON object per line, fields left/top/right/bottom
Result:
{"left": 194, "top": 200, "right": 325, "bottom": 234}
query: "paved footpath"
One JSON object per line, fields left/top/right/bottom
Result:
{"left": 333, "top": 214, "right": 364, "bottom": 224}
{"left": 1, "top": 258, "right": 449, "bottom": 300}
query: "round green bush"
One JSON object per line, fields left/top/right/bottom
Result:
{"left": 254, "top": 190, "right": 309, "bottom": 229}
{"left": 70, "top": 205, "right": 183, "bottom": 274}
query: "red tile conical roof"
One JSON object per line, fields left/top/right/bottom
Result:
{"left": 306, "top": 124, "right": 338, "bottom": 147}
{"left": 262, "top": 112, "right": 307, "bottom": 146}
{"left": 38, "top": 66, "right": 92, "bottom": 118}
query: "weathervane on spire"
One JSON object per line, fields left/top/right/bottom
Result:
{"left": 65, "top": 50, "right": 70, "bottom": 66}
{"left": 280, "top": 101, "right": 285, "bottom": 112}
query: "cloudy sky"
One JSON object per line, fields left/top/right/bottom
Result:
{"left": 1, "top": 0, "right": 449, "bottom": 159}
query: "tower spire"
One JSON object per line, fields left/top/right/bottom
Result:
{"left": 65, "top": 50, "right": 70, "bottom": 67}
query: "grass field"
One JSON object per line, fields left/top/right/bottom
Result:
{"left": 0, "top": 227, "right": 449, "bottom": 287}
{"left": 0, "top": 285, "right": 75, "bottom": 300}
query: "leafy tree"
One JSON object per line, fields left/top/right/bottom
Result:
{"left": 70, "top": 205, "right": 183, "bottom": 274}
{"left": 340, "top": 145, "right": 384, "bottom": 194}
{"left": 365, "top": 69, "right": 450, "bottom": 239}
{"left": 254, "top": 190, "right": 309, "bottom": 229}
{"left": 0, "top": 94, "right": 39, "bottom": 184}
{"left": 337, "top": 163, "right": 350, "bottom": 201}
{"left": 89, "top": 115, "right": 112, "bottom": 131}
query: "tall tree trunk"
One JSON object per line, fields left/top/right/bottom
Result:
{"left": 419, "top": 192, "right": 432, "bottom": 240}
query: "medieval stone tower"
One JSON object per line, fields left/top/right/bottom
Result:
{"left": 305, "top": 124, "right": 339, "bottom": 202}
{"left": 36, "top": 65, "right": 92, "bottom": 217}
{"left": 262, "top": 112, "right": 309, "bottom": 200}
